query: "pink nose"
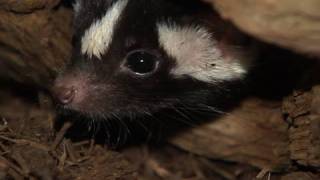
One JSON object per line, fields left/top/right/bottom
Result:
{"left": 52, "top": 85, "right": 76, "bottom": 105}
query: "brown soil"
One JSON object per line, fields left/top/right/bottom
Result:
{"left": 0, "top": 85, "right": 278, "bottom": 180}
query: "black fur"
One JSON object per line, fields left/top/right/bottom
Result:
{"left": 54, "top": 0, "right": 252, "bottom": 146}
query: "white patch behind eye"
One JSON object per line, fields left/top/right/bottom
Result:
{"left": 81, "top": 0, "right": 128, "bottom": 59}
{"left": 157, "top": 23, "right": 250, "bottom": 83}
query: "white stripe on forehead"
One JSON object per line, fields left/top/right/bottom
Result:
{"left": 157, "top": 23, "right": 249, "bottom": 83}
{"left": 81, "top": 0, "right": 128, "bottom": 59}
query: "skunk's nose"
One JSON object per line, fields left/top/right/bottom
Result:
{"left": 52, "top": 85, "right": 76, "bottom": 105}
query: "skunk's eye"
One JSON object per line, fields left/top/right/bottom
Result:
{"left": 124, "top": 50, "right": 159, "bottom": 75}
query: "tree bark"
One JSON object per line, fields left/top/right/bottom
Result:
{"left": 0, "top": 0, "right": 60, "bottom": 13}
{"left": 203, "top": 0, "right": 320, "bottom": 57}
{"left": 0, "top": 0, "right": 71, "bottom": 87}
{"left": 170, "top": 99, "right": 291, "bottom": 171}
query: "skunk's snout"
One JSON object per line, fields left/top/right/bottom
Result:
{"left": 52, "top": 85, "right": 76, "bottom": 105}
{"left": 51, "top": 74, "right": 90, "bottom": 107}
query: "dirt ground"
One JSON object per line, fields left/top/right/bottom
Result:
{"left": 0, "top": 83, "right": 288, "bottom": 180}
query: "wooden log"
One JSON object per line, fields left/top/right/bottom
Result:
{"left": 0, "top": 0, "right": 72, "bottom": 87}
{"left": 0, "top": 0, "right": 60, "bottom": 13}
{"left": 283, "top": 86, "right": 320, "bottom": 167}
{"left": 170, "top": 98, "right": 291, "bottom": 172}
{"left": 203, "top": 0, "right": 320, "bottom": 57}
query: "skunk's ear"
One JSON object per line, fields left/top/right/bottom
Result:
{"left": 73, "top": 0, "right": 82, "bottom": 16}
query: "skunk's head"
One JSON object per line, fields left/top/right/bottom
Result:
{"left": 52, "top": 0, "right": 254, "bottom": 120}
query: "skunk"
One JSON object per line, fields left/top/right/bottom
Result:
{"left": 52, "top": 0, "right": 255, "bottom": 144}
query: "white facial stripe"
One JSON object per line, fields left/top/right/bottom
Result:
{"left": 157, "top": 23, "right": 249, "bottom": 83}
{"left": 81, "top": 0, "right": 128, "bottom": 59}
